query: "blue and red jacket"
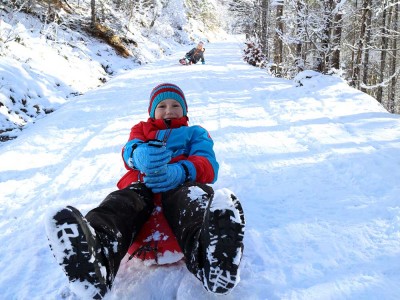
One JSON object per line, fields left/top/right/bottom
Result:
{"left": 117, "top": 116, "right": 219, "bottom": 189}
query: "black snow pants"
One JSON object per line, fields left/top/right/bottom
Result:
{"left": 85, "top": 181, "right": 213, "bottom": 283}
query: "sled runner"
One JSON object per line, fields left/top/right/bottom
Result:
{"left": 127, "top": 194, "right": 184, "bottom": 265}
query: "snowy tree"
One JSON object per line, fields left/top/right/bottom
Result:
{"left": 387, "top": 0, "right": 399, "bottom": 113}
{"left": 272, "top": 0, "right": 284, "bottom": 76}
{"left": 377, "top": 0, "right": 390, "bottom": 104}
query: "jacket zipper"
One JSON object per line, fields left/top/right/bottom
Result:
{"left": 162, "top": 119, "right": 173, "bottom": 145}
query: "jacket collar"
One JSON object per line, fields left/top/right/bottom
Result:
{"left": 147, "top": 116, "right": 189, "bottom": 129}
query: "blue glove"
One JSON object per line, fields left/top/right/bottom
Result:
{"left": 133, "top": 141, "right": 171, "bottom": 174}
{"left": 202, "top": 61, "right": 205, "bottom": 64}
{"left": 144, "top": 163, "right": 186, "bottom": 193}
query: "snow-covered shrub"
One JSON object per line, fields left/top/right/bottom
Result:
{"left": 243, "top": 41, "right": 267, "bottom": 67}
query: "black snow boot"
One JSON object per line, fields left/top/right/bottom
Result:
{"left": 46, "top": 206, "right": 111, "bottom": 299}
{"left": 161, "top": 183, "right": 245, "bottom": 295}
{"left": 198, "top": 188, "right": 246, "bottom": 294}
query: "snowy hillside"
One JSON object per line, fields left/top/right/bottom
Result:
{"left": 1, "top": 38, "right": 400, "bottom": 299}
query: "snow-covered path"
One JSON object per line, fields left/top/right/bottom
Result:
{"left": 1, "top": 38, "right": 400, "bottom": 299}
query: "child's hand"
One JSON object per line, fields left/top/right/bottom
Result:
{"left": 144, "top": 163, "right": 185, "bottom": 193}
{"left": 133, "top": 143, "right": 171, "bottom": 174}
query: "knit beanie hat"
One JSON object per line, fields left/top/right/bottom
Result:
{"left": 148, "top": 83, "right": 188, "bottom": 118}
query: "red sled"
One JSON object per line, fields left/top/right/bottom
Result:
{"left": 127, "top": 194, "right": 184, "bottom": 265}
{"left": 179, "top": 58, "right": 190, "bottom": 65}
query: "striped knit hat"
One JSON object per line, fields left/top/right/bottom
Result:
{"left": 148, "top": 83, "right": 188, "bottom": 118}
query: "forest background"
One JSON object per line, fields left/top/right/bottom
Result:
{"left": 1, "top": 0, "right": 399, "bottom": 142}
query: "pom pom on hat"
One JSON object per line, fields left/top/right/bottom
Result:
{"left": 148, "top": 83, "right": 188, "bottom": 118}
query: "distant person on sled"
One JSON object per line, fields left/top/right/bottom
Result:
{"left": 179, "top": 41, "right": 206, "bottom": 65}
{"left": 45, "top": 83, "right": 245, "bottom": 299}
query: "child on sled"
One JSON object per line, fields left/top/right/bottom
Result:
{"left": 45, "top": 83, "right": 245, "bottom": 299}
{"left": 180, "top": 41, "right": 206, "bottom": 65}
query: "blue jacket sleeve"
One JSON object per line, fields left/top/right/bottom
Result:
{"left": 186, "top": 126, "right": 219, "bottom": 183}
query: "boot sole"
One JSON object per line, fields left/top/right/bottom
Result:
{"left": 46, "top": 206, "right": 108, "bottom": 299}
{"left": 202, "top": 190, "right": 245, "bottom": 294}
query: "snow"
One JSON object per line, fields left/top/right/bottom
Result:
{"left": 211, "top": 188, "right": 242, "bottom": 225}
{"left": 2, "top": 34, "right": 400, "bottom": 300}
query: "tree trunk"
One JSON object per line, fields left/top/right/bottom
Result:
{"left": 91, "top": 0, "right": 96, "bottom": 27}
{"left": 377, "top": 0, "right": 389, "bottom": 104}
{"left": 352, "top": 0, "right": 368, "bottom": 89}
{"left": 317, "top": 0, "right": 334, "bottom": 73}
{"left": 331, "top": 1, "right": 343, "bottom": 70}
{"left": 388, "top": 1, "right": 398, "bottom": 113}
{"left": 274, "top": 2, "right": 284, "bottom": 76}
{"left": 361, "top": 0, "right": 372, "bottom": 93}
{"left": 260, "top": 0, "right": 269, "bottom": 55}
{"left": 349, "top": 0, "right": 358, "bottom": 87}
{"left": 295, "top": 0, "right": 304, "bottom": 72}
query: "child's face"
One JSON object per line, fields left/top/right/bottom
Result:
{"left": 154, "top": 99, "right": 183, "bottom": 120}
